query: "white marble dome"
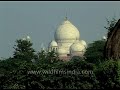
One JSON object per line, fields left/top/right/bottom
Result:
{"left": 70, "top": 40, "right": 85, "bottom": 52}
{"left": 49, "top": 40, "right": 58, "bottom": 47}
{"left": 80, "top": 40, "right": 87, "bottom": 48}
{"left": 54, "top": 19, "right": 80, "bottom": 41}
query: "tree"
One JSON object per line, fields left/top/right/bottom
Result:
{"left": 13, "top": 39, "right": 36, "bottom": 62}
{"left": 56, "top": 57, "right": 99, "bottom": 89}
{"left": 36, "top": 50, "right": 60, "bottom": 66}
{"left": 84, "top": 40, "right": 106, "bottom": 64}
{"left": 104, "top": 17, "right": 117, "bottom": 37}
{"left": 95, "top": 59, "right": 120, "bottom": 89}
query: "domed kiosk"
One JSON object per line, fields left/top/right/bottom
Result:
{"left": 48, "top": 40, "right": 58, "bottom": 52}
{"left": 48, "top": 17, "right": 87, "bottom": 61}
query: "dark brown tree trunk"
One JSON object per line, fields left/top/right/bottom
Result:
{"left": 104, "top": 19, "right": 120, "bottom": 60}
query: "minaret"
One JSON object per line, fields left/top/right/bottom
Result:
{"left": 40, "top": 43, "right": 45, "bottom": 51}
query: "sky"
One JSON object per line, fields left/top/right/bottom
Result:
{"left": 0, "top": 1, "right": 120, "bottom": 58}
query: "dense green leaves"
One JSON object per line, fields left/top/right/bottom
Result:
{"left": 0, "top": 37, "right": 120, "bottom": 89}
{"left": 13, "top": 39, "right": 36, "bottom": 62}
{"left": 84, "top": 40, "right": 106, "bottom": 64}
{"left": 95, "top": 60, "right": 120, "bottom": 89}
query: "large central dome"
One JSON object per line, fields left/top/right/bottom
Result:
{"left": 54, "top": 18, "right": 80, "bottom": 41}
{"left": 48, "top": 17, "right": 86, "bottom": 60}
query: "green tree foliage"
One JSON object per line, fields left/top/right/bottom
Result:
{"left": 59, "top": 57, "right": 99, "bottom": 89}
{"left": 13, "top": 39, "right": 36, "bottom": 62}
{"left": 0, "top": 60, "right": 38, "bottom": 89}
{"left": 0, "top": 37, "right": 120, "bottom": 89}
{"left": 36, "top": 50, "right": 61, "bottom": 70}
{"left": 0, "top": 50, "right": 98, "bottom": 89}
{"left": 95, "top": 59, "right": 120, "bottom": 89}
{"left": 84, "top": 40, "right": 106, "bottom": 64}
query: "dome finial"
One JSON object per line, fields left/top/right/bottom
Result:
{"left": 65, "top": 16, "right": 67, "bottom": 21}
{"left": 64, "top": 11, "right": 68, "bottom": 21}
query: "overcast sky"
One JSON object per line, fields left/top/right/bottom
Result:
{"left": 0, "top": 1, "right": 120, "bottom": 58}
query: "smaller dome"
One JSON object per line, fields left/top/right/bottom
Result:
{"left": 26, "top": 36, "right": 31, "bottom": 41}
{"left": 70, "top": 40, "right": 85, "bottom": 52}
{"left": 26, "top": 36, "right": 31, "bottom": 40}
{"left": 57, "top": 47, "right": 67, "bottom": 55}
{"left": 102, "top": 36, "right": 107, "bottom": 40}
{"left": 49, "top": 40, "right": 58, "bottom": 47}
{"left": 80, "top": 40, "right": 87, "bottom": 48}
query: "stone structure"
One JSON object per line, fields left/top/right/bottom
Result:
{"left": 104, "top": 19, "right": 120, "bottom": 60}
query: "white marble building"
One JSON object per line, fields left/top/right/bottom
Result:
{"left": 48, "top": 17, "right": 87, "bottom": 60}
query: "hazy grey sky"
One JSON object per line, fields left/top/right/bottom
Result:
{"left": 0, "top": 1, "right": 120, "bottom": 58}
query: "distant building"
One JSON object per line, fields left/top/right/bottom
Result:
{"left": 48, "top": 17, "right": 87, "bottom": 61}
